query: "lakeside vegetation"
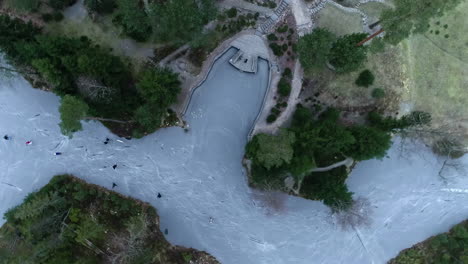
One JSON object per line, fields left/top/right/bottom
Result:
{"left": 389, "top": 220, "right": 468, "bottom": 264}
{"left": 0, "top": 175, "right": 219, "bottom": 263}
{"left": 0, "top": 15, "right": 182, "bottom": 138}
{"left": 246, "top": 104, "right": 430, "bottom": 210}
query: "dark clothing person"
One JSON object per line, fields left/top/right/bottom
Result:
{"left": 3, "top": 135, "right": 9, "bottom": 140}
{"left": 112, "top": 164, "right": 117, "bottom": 170}
{"left": 104, "top": 138, "right": 110, "bottom": 144}
{"left": 157, "top": 193, "right": 162, "bottom": 198}
{"left": 112, "top": 182, "right": 117, "bottom": 189}
{"left": 54, "top": 152, "right": 62, "bottom": 155}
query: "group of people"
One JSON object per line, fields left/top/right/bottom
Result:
{"left": 4, "top": 134, "right": 62, "bottom": 155}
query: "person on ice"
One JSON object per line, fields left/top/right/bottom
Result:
{"left": 3, "top": 135, "right": 9, "bottom": 140}
{"left": 104, "top": 138, "right": 110, "bottom": 144}
{"left": 25, "top": 141, "right": 32, "bottom": 145}
{"left": 112, "top": 182, "right": 117, "bottom": 189}
{"left": 54, "top": 152, "right": 62, "bottom": 155}
{"left": 112, "top": 164, "right": 117, "bottom": 169}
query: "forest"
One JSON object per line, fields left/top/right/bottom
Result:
{"left": 389, "top": 220, "right": 468, "bottom": 264}
{"left": 0, "top": 15, "right": 181, "bottom": 138}
{"left": 0, "top": 175, "right": 219, "bottom": 264}
{"left": 246, "top": 105, "right": 431, "bottom": 210}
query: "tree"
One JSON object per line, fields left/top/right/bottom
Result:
{"left": 133, "top": 104, "right": 164, "bottom": 132}
{"left": 149, "top": 0, "right": 216, "bottom": 44}
{"left": 277, "top": 78, "right": 291, "bottom": 97}
{"left": 355, "top": 69, "right": 375, "bottom": 87}
{"left": 246, "top": 130, "right": 296, "bottom": 170}
{"left": 7, "top": 0, "right": 40, "bottom": 12}
{"left": 84, "top": 0, "right": 116, "bottom": 14}
{"left": 136, "top": 68, "right": 181, "bottom": 108}
{"left": 328, "top": 33, "right": 368, "bottom": 73}
{"left": 59, "top": 95, "right": 127, "bottom": 136}
{"left": 59, "top": 95, "right": 90, "bottom": 136}
{"left": 297, "top": 28, "right": 336, "bottom": 71}
{"left": 115, "top": 0, "right": 152, "bottom": 41}
{"left": 345, "top": 126, "right": 392, "bottom": 160}
{"left": 380, "top": 0, "right": 463, "bottom": 45}
{"left": 371, "top": 88, "right": 385, "bottom": 98}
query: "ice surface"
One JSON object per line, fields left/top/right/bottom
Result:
{"left": 0, "top": 49, "right": 467, "bottom": 264}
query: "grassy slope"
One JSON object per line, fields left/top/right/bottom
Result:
{"left": 0, "top": 175, "right": 219, "bottom": 264}
{"left": 315, "top": 3, "right": 363, "bottom": 36}
{"left": 403, "top": 0, "right": 468, "bottom": 125}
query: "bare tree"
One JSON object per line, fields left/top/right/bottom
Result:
{"left": 76, "top": 76, "right": 116, "bottom": 104}
{"left": 252, "top": 185, "right": 287, "bottom": 215}
{"left": 334, "top": 197, "right": 373, "bottom": 230}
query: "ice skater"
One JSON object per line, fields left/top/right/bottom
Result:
{"left": 3, "top": 135, "right": 9, "bottom": 140}
{"left": 104, "top": 138, "right": 110, "bottom": 144}
{"left": 25, "top": 140, "right": 32, "bottom": 145}
{"left": 112, "top": 164, "right": 117, "bottom": 169}
{"left": 157, "top": 192, "right": 162, "bottom": 198}
{"left": 209, "top": 217, "right": 214, "bottom": 224}
{"left": 112, "top": 182, "right": 117, "bottom": 189}
{"left": 54, "top": 152, "right": 62, "bottom": 155}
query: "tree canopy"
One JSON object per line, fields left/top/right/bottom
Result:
{"left": 149, "top": 0, "right": 216, "bottom": 44}
{"left": 0, "top": 174, "right": 220, "bottom": 263}
{"left": 246, "top": 130, "right": 296, "bottom": 170}
{"left": 355, "top": 69, "right": 375, "bottom": 87}
{"left": 59, "top": 95, "right": 89, "bottom": 136}
{"left": 115, "top": 0, "right": 152, "bottom": 41}
{"left": 136, "top": 68, "right": 181, "bottom": 108}
{"left": 380, "top": 0, "right": 463, "bottom": 44}
{"left": 345, "top": 126, "right": 392, "bottom": 160}
{"left": 297, "top": 28, "right": 336, "bottom": 71}
{"left": 328, "top": 33, "right": 369, "bottom": 73}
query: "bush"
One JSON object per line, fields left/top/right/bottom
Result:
{"left": 41, "top": 13, "right": 53, "bottom": 22}
{"left": 355, "top": 69, "right": 375, "bottom": 87}
{"left": 269, "top": 43, "right": 284, "bottom": 56}
{"left": 278, "top": 78, "right": 291, "bottom": 97}
{"left": 267, "top": 114, "right": 277, "bottom": 123}
{"left": 8, "top": 0, "right": 40, "bottom": 12}
{"left": 267, "top": 33, "right": 278, "bottom": 41}
{"left": 84, "top": 0, "right": 116, "bottom": 14}
{"left": 52, "top": 11, "right": 64, "bottom": 21}
{"left": 276, "top": 24, "right": 288, "bottom": 33}
{"left": 48, "top": 0, "right": 76, "bottom": 10}
{"left": 226, "top": 7, "right": 237, "bottom": 18}
{"left": 371, "top": 88, "right": 385, "bottom": 98}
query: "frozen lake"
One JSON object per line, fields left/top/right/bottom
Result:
{"left": 1, "top": 49, "right": 467, "bottom": 264}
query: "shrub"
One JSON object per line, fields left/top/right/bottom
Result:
{"left": 266, "top": 114, "right": 277, "bottom": 123}
{"left": 355, "top": 69, "right": 375, "bottom": 87}
{"left": 41, "top": 13, "right": 53, "bottom": 22}
{"left": 226, "top": 7, "right": 237, "bottom": 18}
{"left": 276, "top": 24, "right": 288, "bottom": 33}
{"left": 282, "top": 67, "right": 292, "bottom": 78}
{"left": 371, "top": 88, "right": 385, "bottom": 98}
{"left": 267, "top": 33, "right": 278, "bottom": 41}
{"left": 84, "top": 0, "right": 116, "bottom": 14}
{"left": 8, "top": 0, "right": 40, "bottom": 12}
{"left": 269, "top": 43, "right": 284, "bottom": 56}
{"left": 278, "top": 78, "right": 291, "bottom": 97}
{"left": 52, "top": 11, "right": 64, "bottom": 21}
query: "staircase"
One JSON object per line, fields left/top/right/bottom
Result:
{"left": 257, "top": 0, "right": 290, "bottom": 34}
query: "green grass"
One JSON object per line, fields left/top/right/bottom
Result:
{"left": 424, "top": 0, "right": 468, "bottom": 62}
{"left": 404, "top": 34, "right": 468, "bottom": 123}
{"left": 315, "top": 3, "right": 363, "bottom": 36}
{"left": 312, "top": 44, "right": 405, "bottom": 110}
